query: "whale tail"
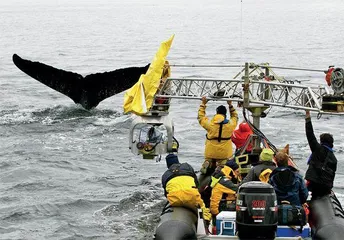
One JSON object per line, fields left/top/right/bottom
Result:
{"left": 12, "top": 54, "right": 149, "bottom": 109}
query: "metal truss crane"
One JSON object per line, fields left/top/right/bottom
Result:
{"left": 152, "top": 62, "right": 338, "bottom": 116}
{"left": 129, "top": 62, "right": 343, "bottom": 159}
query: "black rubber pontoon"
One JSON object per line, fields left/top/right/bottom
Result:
{"left": 310, "top": 192, "right": 344, "bottom": 240}
{"left": 154, "top": 203, "right": 198, "bottom": 240}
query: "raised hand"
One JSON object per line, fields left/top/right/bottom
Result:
{"left": 202, "top": 96, "right": 208, "bottom": 105}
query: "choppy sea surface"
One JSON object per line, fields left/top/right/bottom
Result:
{"left": 1, "top": 0, "right": 344, "bottom": 239}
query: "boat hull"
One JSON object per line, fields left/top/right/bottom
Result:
{"left": 310, "top": 192, "right": 344, "bottom": 240}
{"left": 154, "top": 204, "right": 198, "bottom": 240}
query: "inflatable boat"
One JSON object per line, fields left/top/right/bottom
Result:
{"left": 145, "top": 60, "right": 344, "bottom": 239}
{"left": 154, "top": 181, "right": 344, "bottom": 240}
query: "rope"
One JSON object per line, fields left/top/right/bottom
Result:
{"left": 242, "top": 108, "right": 278, "bottom": 153}
{"left": 242, "top": 108, "right": 302, "bottom": 169}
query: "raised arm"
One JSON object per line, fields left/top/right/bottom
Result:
{"left": 305, "top": 110, "right": 321, "bottom": 153}
{"left": 198, "top": 96, "right": 210, "bottom": 130}
{"left": 228, "top": 100, "right": 239, "bottom": 128}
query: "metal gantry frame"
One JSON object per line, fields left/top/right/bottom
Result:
{"left": 130, "top": 62, "right": 341, "bottom": 158}
{"left": 146, "top": 62, "right": 343, "bottom": 152}
{"left": 152, "top": 62, "right": 335, "bottom": 115}
{"left": 154, "top": 77, "right": 328, "bottom": 110}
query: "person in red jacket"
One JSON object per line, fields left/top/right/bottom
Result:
{"left": 231, "top": 122, "right": 253, "bottom": 153}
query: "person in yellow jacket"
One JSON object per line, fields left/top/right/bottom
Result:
{"left": 210, "top": 160, "right": 240, "bottom": 216}
{"left": 198, "top": 96, "right": 238, "bottom": 193}
{"left": 161, "top": 154, "right": 212, "bottom": 221}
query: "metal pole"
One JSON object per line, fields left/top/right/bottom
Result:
{"left": 251, "top": 108, "right": 262, "bottom": 150}
{"left": 247, "top": 107, "right": 269, "bottom": 150}
{"left": 169, "top": 63, "right": 327, "bottom": 73}
{"left": 243, "top": 62, "right": 250, "bottom": 108}
{"left": 264, "top": 65, "right": 271, "bottom": 100}
{"left": 255, "top": 64, "right": 326, "bottom": 73}
{"left": 170, "top": 64, "right": 243, "bottom": 68}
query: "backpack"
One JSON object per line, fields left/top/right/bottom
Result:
{"left": 277, "top": 201, "right": 306, "bottom": 232}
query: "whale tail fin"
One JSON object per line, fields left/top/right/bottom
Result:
{"left": 12, "top": 54, "right": 149, "bottom": 109}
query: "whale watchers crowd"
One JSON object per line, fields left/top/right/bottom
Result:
{"left": 160, "top": 97, "right": 338, "bottom": 231}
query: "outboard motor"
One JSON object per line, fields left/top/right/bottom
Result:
{"left": 236, "top": 182, "right": 278, "bottom": 239}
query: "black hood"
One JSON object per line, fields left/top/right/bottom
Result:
{"left": 270, "top": 166, "right": 298, "bottom": 188}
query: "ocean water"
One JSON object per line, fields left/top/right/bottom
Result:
{"left": 1, "top": 0, "right": 344, "bottom": 239}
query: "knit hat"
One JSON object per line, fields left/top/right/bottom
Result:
{"left": 216, "top": 105, "right": 227, "bottom": 116}
{"left": 166, "top": 154, "right": 179, "bottom": 168}
{"left": 226, "top": 159, "right": 239, "bottom": 171}
{"left": 260, "top": 148, "right": 274, "bottom": 161}
{"left": 238, "top": 122, "right": 252, "bottom": 133}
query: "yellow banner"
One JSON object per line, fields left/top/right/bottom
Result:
{"left": 123, "top": 34, "right": 174, "bottom": 115}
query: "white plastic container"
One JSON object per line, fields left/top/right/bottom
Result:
{"left": 216, "top": 211, "right": 236, "bottom": 236}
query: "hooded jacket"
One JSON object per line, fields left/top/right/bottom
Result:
{"left": 305, "top": 117, "right": 337, "bottom": 190}
{"left": 161, "top": 163, "right": 206, "bottom": 208}
{"left": 269, "top": 166, "right": 308, "bottom": 206}
{"left": 240, "top": 161, "right": 276, "bottom": 185}
{"left": 198, "top": 104, "right": 238, "bottom": 159}
{"left": 232, "top": 122, "right": 253, "bottom": 152}
{"left": 210, "top": 166, "right": 239, "bottom": 215}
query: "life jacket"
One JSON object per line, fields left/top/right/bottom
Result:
{"left": 210, "top": 165, "right": 236, "bottom": 188}
{"left": 161, "top": 163, "right": 197, "bottom": 190}
{"left": 210, "top": 166, "right": 238, "bottom": 215}
{"left": 206, "top": 119, "right": 231, "bottom": 142}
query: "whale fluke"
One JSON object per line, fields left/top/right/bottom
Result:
{"left": 12, "top": 54, "right": 149, "bottom": 110}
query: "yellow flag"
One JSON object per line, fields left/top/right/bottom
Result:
{"left": 123, "top": 34, "right": 174, "bottom": 115}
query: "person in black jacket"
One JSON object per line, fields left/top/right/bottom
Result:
{"left": 305, "top": 110, "right": 337, "bottom": 199}
{"left": 240, "top": 148, "right": 276, "bottom": 184}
